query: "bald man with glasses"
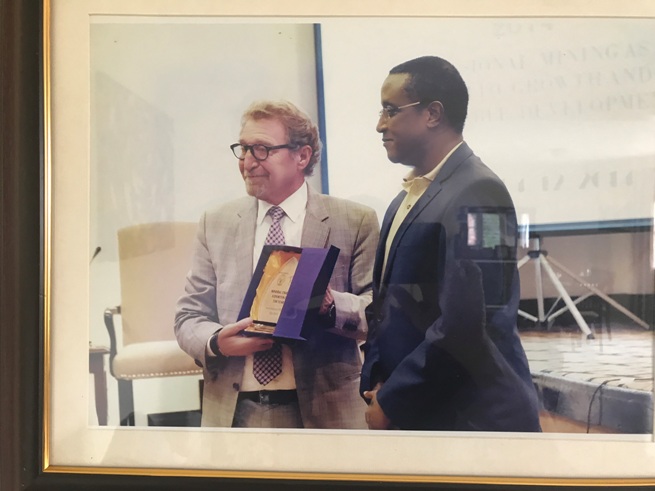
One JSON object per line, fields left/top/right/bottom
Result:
{"left": 175, "top": 100, "right": 379, "bottom": 429}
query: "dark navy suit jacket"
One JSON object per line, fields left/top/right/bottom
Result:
{"left": 360, "top": 143, "right": 542, "bottom": 431}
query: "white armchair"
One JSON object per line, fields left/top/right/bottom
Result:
{"left": 104, "top": 221, "right": 202, "bottom": 425}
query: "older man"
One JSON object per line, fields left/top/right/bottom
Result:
{"left": 175, "top": 100, "right": 379, "bottom": 429}
{"left": 361, "top": 56, "right": 542, "bottom": 432}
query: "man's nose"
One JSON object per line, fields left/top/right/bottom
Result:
{"left": 243, "top": 152, "right": 260, "bottom": 169}
{"left": 376, "top": 115, "right": 387, "bottom": 133}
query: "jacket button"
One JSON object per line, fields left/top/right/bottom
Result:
{"left": 232, "top": 383, "right": 240, "bottom": 391}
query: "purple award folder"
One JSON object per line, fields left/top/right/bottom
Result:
{"left": 238, "top": 245, "right": 340, "bottom": 341}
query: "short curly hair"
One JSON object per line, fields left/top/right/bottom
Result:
{"left": 241, "top": 100, "right": 322, "bottom": 176}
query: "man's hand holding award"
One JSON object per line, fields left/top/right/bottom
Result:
{"left": 239, "top": 244, "right": 340, "bottom": 341}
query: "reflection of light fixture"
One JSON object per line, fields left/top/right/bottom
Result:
{"left": 519, "top": 213, "right": 530, "bottom": 249}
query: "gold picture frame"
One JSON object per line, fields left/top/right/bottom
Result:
{"left": 2, "top": 0, "right": 655, "bottom": 489}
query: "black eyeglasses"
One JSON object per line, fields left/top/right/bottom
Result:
{"left": 230, "top": 142, "right": 298, "bottom": 161}
{"left": 379, "top": 101, "right": 423, "bottom": 120}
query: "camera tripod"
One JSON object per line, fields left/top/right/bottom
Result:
{"left": 517, "top": 235, "right": 650, "bottom": 339}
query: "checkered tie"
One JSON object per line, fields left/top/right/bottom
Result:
{"left": 264, "top": 205, "right": 285, "bottom": 246}
{"left": 253, "top": 206, "right": 285, "bottom": 385}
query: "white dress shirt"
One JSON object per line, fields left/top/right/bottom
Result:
{"left": 240, "top": 181, "right": 308, "bottom": 391}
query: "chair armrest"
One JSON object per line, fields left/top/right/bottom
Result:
{"left": 103, "top": 306, "right": 121, "bottom": 377}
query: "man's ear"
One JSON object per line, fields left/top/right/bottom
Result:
{"left": 296, "top": 145, "right": 313, "bottom": 171}
{"left": 426, "top": 101, "right": 445, "bottom": 128}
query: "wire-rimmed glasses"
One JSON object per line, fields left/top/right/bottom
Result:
{"left": 378, "top": 101, "right": 423, "bottom": 120}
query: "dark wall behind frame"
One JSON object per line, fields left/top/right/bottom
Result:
{"left": 0, "top": 0, "right": 43, "bottom": 489}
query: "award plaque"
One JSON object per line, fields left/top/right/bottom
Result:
{"left": 247, "top": 248, "right": 302, "bottom": 335}
{"left": 239, "top": 245, "right": 340, "bottom": 340}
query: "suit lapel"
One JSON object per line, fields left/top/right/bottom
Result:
{"left": 236, "top": 187, "right": 329, "bottom": 267}
{"left": 388, "top": 178, "right": 443, "bottom": 249}
{"left": 376, "top": 192, "right": 404, "bottom": 285}
{"left": 235, "top": 198, "right": 257, "bottom": 278}
{"left": 381, "top": 143, "right": 472, "bottom": 285}
{"left": 301, "top": 187, "right": 330, "bottom": 247}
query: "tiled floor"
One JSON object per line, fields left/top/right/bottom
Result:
{"left": 520, "top": 323, "right": 654, "bottom": 433}
{"left": 522, "top": 324, "right": 653, "bottom": 392}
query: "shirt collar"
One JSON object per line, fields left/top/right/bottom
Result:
{"left": 402, "top": 141, "right": 464, "bottom": 190}
{"left": 257, "top": 181, "right": 308, "bottom": 225}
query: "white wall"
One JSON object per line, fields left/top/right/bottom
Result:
{"left": 90, "top": 20, "right": 320, "bottom": 261}
{"left": 320, "top": 17, "right": 655, "bottom": 229}
{"left": 89, "top": 20, "right": 319, "bottom": 425}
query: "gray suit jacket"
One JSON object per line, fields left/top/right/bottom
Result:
{"left": 175, "top": 186, "right": 379, "bottom": 428}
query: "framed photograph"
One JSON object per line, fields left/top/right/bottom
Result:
{"left": 2, "top": 0, "right": 655, "bottom": 489}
